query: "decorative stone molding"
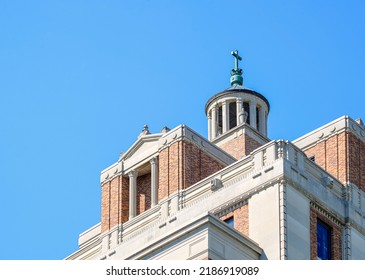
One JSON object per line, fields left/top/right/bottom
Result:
{"left": 160, "top": 126, "right": 171, "bottom": 134}
{"left": 211, "top": 199, "right": 248, "bottom": 218}
{"left": 210, "top": 178, "right": 223, "bottom": 191}
{"left": 279, "top": 180, "right": 288, "bottom": 260}
{"left": 322, "top": 176, "right": 334, "bottom": 189}
{"left": 138, "top": 124, "right": 150, "bottom": 138}
{"left": 310, "top": 202, "right": 342, "bottom": 227}
{"left": 294, "top": 116, "right": 365, "bottom": 150}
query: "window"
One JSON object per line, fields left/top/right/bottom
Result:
{"left": 229, "top": 101, "right": 237, "bottom": 129}
{"left": 243, "top": 102, "right": 250, "bottom": 124}
{"left": 224, "top": 216, "right": 234, "bottom": 228}
{"left": 317, "top": 220, "right": 331, "bottom": 260}
{"left": 217, "top": 106, "right": 223, "bottom": 135}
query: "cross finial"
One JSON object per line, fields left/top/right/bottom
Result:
{"left": 231, "top": 50, "right": 242, "bottom": 71}
{"left": 230, "top": 50, "right": 243, "bottom": 86}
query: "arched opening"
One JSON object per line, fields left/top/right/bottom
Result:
{"left": 243, "top": 102, "right": 250, "bottom": 124}
{"left": 217, "top": 105, "right": 223, "bottom": 135}
{"left": 229, "top": 101, "right": 237, "bottom": 129}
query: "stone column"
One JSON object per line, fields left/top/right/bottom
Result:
{"left": 128, "top": 170, "right": 137, "bottom": 220}
{"left": 211, "top": 105, "right": 217, "bottom": 139}
{"left": 236, "top": 98, "right": 243, "bottom": 125}
{"left": 259, "top": 107, "right": 266, "bottom": 136}
{"left": 249, "top": 100, "right": 257, "bottom": 129}
{"left": 150, "top": 157, "right": 158, "bottom": 207}
{"left": 222, "top": 100, "right": 229, "bottom": 133}
{"left": 207, "top": 112, "right": 212, "bottom": 141}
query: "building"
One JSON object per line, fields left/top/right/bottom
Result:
{"left": 66, "top": 51, "right": 365, "bottom": 260}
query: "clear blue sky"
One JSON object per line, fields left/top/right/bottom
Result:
{"left": 0, "top": 1, "right": 364, "bottom": 259}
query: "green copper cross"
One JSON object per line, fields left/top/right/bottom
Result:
{"left": 230, "top": 50, "right": 243, "bottom": 86}
{"left": 231, "top": 50, "right": 242, "bottom": 71}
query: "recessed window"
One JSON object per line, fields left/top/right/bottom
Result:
{"left": 217, "top": 106, "right": 223, "bottom": 135}
{"left": 224, "top": 216, "right": 234, "bottom": 228}
{"left": 229, "top": 101, "right": 237, "bottom": 129}
{"left": 317, "top": 220, "right": 331, "bottom": 260}
{"left": 243, "top": 102, "right": 250, "bottom": 124}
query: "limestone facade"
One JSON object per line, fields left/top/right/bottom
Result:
{"left": 66, "top": 62, "right": 365, "bottom": 260}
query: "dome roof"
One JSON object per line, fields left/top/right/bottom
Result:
{"left": 205, "top": 84, "right": 270, "bottom": 115}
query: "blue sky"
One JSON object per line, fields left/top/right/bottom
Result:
{"left": 0, "top": 1, "right": 364, "bottom": 259}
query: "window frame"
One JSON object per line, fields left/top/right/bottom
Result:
{"left": 317, "top": 219, "right": 332, "bottom": 260}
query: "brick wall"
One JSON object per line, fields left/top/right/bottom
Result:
{"left": 158, "top": 140, "right": 226, "bottom": 202}
{"left": 218, "top": 133, "right": 263, "bottom": 160}
{"left": 101, "top": 175, "right": 129, "bottom": 233}
{"left": 101, "top": 138, "right": 229, "bottom": 233}
{"left": 310, "top": 207, "right": 342, "bottom": 260}
{"left": 136, "top": 173, "right": 151, "bottom": 215}
{"left": 303, "top": 131, "right": 365, "bottom": 191}
{"left": 220, "top": 204, "right": 249, "bottom": 236}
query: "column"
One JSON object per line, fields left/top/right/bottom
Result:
{"left": 236, "top": 98, "right": 243, "bottom": 125}
{"left": 211, "top": 105, "right": 217, "bottom": 139}
{"left": 207, "top": 112, "right": 212, "bottom": 140}
{"left": 128, "top": 170, "right": 137, "bottom": 220}
{"left": 259, "top": 107, "right": 266, "bottom": 136}
{"left": 222, "top": 100, "right": 229, "bottom": 133}
{"left": 150, "top": 157, "right": 158, "bottom": 207}
{"left": 249, "top": 100, "right": 257, "bottom": 129}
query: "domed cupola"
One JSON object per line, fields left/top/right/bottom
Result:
{"left": 205, "top": 50, "right": 270, "bottom": 159}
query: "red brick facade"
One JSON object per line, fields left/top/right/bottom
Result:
{"left": 220, "top": 204, "right": 249, "bottom": 236}
{"left": 101, "top": 176, "right": 129, "bottom": 233}
{"left": 304, "top": 131, "right": 365, "bottom": 191}
{"left": 310, "top": 207, "right": 342, "bottom": 260}
{"left": 158, "top": 140, "right": 226, "bottom": 201}
{"left": 101, "top": 139, "right": 226, "bottom": 233}
{"left": 218, "top": 133, "right": 264, "bottom": 160}
{"left": 136, "top": 173, "right": 151, "bottom": 215}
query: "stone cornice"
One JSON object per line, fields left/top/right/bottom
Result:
{"left": 293, "top": 115, "right": 365, "bottom": 150}
{"left": 121, "top": 133, "right": 163, "bottom": 161}
{"left": 65, "top": 238, "right": 101, "bottom": 260}
{"left": 121, "top": 213, "right": 262, "bottom": 260}
{"left": 310, "top": 201, "right": 343, "bottom": 227}
{"left": 205, "top": 87, "right": 270, "bottom": 115}
{"left": 211, "top": 122, "right": 270, "bottom": 147}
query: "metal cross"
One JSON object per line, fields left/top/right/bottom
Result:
{"left": 231, "top": 50, "right": 242, "bottom": 70}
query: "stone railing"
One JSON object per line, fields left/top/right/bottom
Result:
{"left": 70, "top": 139, "right": 365, "bottom": 259}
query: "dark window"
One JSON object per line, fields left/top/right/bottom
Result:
{"left": 224, "top": 216, "right": 234, "bottom": 228}
{"left": 243, "top": 102, "right": 250, "bottom": 124}
{"left": 256, "top": 106, "right": 260, "bottom": 131}
{"left": 229, "top": 101, "right": 237, "bottom": 129}
{"left": 317, "top": 220, "right": 331, "bottom": 260}
{"left": 217, "top": 106, "right": 222, "bottom": 135}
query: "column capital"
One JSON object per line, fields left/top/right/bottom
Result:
{"left": 150, "top": 157, "right": 158, "bottom": 165}
{"left": 128, "top": 170, "right": 138, "bottom": 178}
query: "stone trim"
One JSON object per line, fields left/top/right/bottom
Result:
{"left": 205, "top": 87, "right": 270, "bottom": 114}
{"left": 279, "top": 179, "right": 288, "bottom": 260}
{"left": 310, "top": 202, "right": 342, "bottom": 227}
{"left": 310, "top": 204, "right": 343, "bottom": 260}
{"left": 211, "top": 199, "right": 248, "bottom": 218}
{"left": 294, "top": 115, "right": 365, "bottom": 151}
